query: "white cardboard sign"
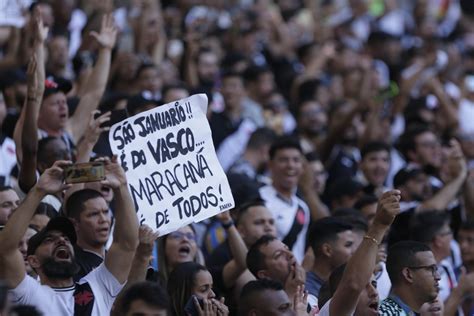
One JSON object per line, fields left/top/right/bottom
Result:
{"left": 109, "top": 94, "right": 234, "bottom": 235}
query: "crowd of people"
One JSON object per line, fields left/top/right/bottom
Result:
{"left": 1, "top": 0, "right": 474, "bottom": 315}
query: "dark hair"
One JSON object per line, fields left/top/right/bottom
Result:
{"left": 34, "top": 202, "right": 58, "bottom": 219}
{"left": 354, "top": 195, "right": 378, "bottom": 210}
{"left": 386, "top": 241, "right": 432, "bottom": 285}
{"left": 135, "top": 63, "right": 158, "bottom": 80}
{"left": 37, "top": 137, "right": 67, "bottom": 164}
{"left": 162, "top": 82, "right": 189, "bottom": 98}
{"left": 269, "top": 136, "right": 302, "bottom": 160}
{"left": 235, "top": 198, "right": 266, "bottom": 225}
{"left": 308, "top": 217, "right": 353, "bottom": 256}
{"left": 361, "top": 141, "right": 391, "bottom": 159}
{"left": 221, "top": 69, "right": 243, "bottom": 81}
{"left": 119, "top": 281, "right": 170, "bottom": 315}
{"left": 243, "top": 64, "right": 271, "bottom": 84}
{"left": 239, "top": 279, "right": 284, "bottom": 316}
{"left": 167, "top": 262, "right": 208, "bottom": 316}
{"left": 246, "top": 235, "right": 278, "bottom": 278}
{"left": 332, "top": 208, "right": 369, "bottom": 233}
{"left": 397, "top": 124, "right": 432, "bottom": 161}
{"left": 411, "top": 211, "right": 450, "bottom": 244}
{"left": 65, "top": 189, "right": 104, "bottom": 220}
{"left": 246, "top": 128, "right": 277, "bottom": 151}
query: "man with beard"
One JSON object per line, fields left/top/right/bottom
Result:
{"left": 317, "top": 190, "right": 401, "bottom": 316}
{"left": 65, "top": 189, "right": 112, "bottom": 281}
{"left": 296, "top": 100, "right": 328, "bottom": 155}
{"left": 0, "top": 158, "right": 138, "bottom": 316}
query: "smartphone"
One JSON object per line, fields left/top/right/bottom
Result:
{"left": 64, "top": 162, "right": 105, "bottom": 184}
{"left": 183, "top": 295, "right": 203, "bottom": 316}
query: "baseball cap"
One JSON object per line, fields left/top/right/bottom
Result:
{"left": 27, "top": 217, "right": 77, "bottom": 256}
{"left": 393, "top": 167, "right": 423, "bottom": 188}
{"left": 43, "top": 77, "right": 73, "bottom": 99}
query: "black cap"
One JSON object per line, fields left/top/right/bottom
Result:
{"left": 27, "top": 217, "right": 77, "bottom": 256}
{"left": 393, "top": 167, "right": 423, "bottom": 188}
{"left": 43, "top": 77, "right": 73, "bottom": 99}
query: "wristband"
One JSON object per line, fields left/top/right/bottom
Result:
{"left": 221, "top": 220, "right": 234, "bottom": 230}
{"left": 364, "top": 235, "right": 380, "bottom": 246}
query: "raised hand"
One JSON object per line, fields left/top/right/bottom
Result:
{"left": 285, "top": 262, "right": 306, "bottom": 298}
{"left": 32, "top": 6, "right": 49, "bottom": 44}
{"left": 97, "top": 156, "right": 127, "bottom": 189}
{"left": 90, "top": 14, "right": 117, "bottom": 50}
{"left": 137, "top": 224, "right": 160, "bottom": 255}
{"left": 215, "top": 211, "right": 232, "bottom": 224}
{"left": 26, "top": 55, "right": 40, "bottom": 100}
{"left": 36, "top": 160, "right": 72, "bottom": 194}
{"left": 373, "top": 190, "right": 401, "bottom": 227}
{"left": 82, "top": 110, "right": 111, "bottom": 146}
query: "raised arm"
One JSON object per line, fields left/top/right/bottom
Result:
{"left": 13, "top": 10, "right": 48, "bottom": 165}
{"left": 68, "top": 14, "right": 116, "bottom": 143}
{"left": 126, "top": 225, "right": 159, "bottom": 284}
{"left": 103, "top": 156, "right": 139, "bottom": 284}
{"left": 419, "top": 140, "right": 467, "bottom": 211}
{"left": 218, "top": 211, "right": 249, "bottom": 288}
{"left": 18, "top": 14, "right": 48, "bottom": 192}
{"left": 0, "top": 161, "right": 71, "bottom": 288}
{"left": 329, "top": 190, "right": 401, "bottom": 316}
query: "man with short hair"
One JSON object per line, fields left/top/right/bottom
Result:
{"left": 258, "top": 137, "right": 310, "bottom": 262}
{"left": 458, "top": 221, "right": 474, "bottom": 315}
{"left": 0, "top": 158, "right": 139, "bottom": 316}
{"left": 239, "top": 279, "right": 296, "bottom": 316}
{"left": 306, "top": 217, "right": 355, "bottom": 306}
{"left": 317, "top": 190, "right": 401, "bottom": 316}
{"left": 358, "top": 141, "right": 391, "bottom": 197}
{"left": 0, "top": 186, "right": 20, "bottom": 225}
{"left": 65, "top": 188, "right": 112, "bottom": 280}
{"left": 116, "top": 281, "right": 169, "bottom": 316}
{"left": 379, "top": 241, "right": 441, "bottom": 315}
{"left": 246, "top": 235, "right": 305, "bottom": 300}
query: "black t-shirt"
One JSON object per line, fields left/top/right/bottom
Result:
{"left": 73, "top": 246, "right": 104, "bottom": 282}
{"left": 209, "top": 112, "right": 242, "bottom": 150}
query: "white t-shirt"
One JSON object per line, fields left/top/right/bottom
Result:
{"left": 9, "top": 263, "right": 123, "bottom": 316}
{"left": 0, "top": 135, "right": 17, "bottom": 185}
{"left": 259, "top": 185, "right": 310, "bottom": 263}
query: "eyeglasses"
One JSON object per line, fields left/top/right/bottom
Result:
{"left": 407, "top": 264, "right": 439, "bottom": 277}
{"left": 169, "top": 231, "right": 197, "bottom": 242}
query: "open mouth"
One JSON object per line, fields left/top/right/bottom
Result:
{"left": 368, "top": 302, "right": 379, "bottom": 314}
{"left": 178, "top": 245, "right": 191, "bottom": 256}
{"left": 100, "top": 186, "right": 111, "bottom": 195}
{"left": 54, "top": 247, "right": 71, "bottom": 260}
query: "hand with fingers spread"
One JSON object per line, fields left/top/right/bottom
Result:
{"left": 36, "top": 160, "right": 73, "bottom": 194}
{"left": 83, "top": 110, "right": 111, "bottom": 146}
{"left": 90, "top": 14, "right": 117, "bottom": 50}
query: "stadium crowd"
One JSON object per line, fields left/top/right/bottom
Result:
{"left": 1, "top": 0, "right": 474, "bottom": 315}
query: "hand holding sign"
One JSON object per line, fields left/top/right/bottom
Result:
{"left": 109, "top": 94, "right": 234, "bottom": 235}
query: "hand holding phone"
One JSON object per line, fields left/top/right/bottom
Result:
{"left": 64, "top": 162, "right": 105, "bottom": 184}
